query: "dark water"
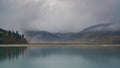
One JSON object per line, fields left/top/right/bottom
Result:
{"left": 0, "top": 46, "right": 120, "bottom": 68}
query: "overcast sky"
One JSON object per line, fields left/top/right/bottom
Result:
{"left": 0, "top": 0, "right": 120, "bottom": 33}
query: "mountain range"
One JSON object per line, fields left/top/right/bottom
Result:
{"left": 25, "top": 23, "right": 120, "bottom": 44}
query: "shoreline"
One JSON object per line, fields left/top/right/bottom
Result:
{"left": 0, "top": 43, "right": 120, "bottom": 47}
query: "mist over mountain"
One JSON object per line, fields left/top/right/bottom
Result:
{"left": 82, "top": 23, "right": 120, "bottom": 32}
{"left": 25, "top": 23, "right": 120, "bottom": 43}
{"left": 1, "top": 0, "right": 120, "bottom": 33}
{"left": 25, "top": 30, "right": 74, "bottom": 43}
{"left": 69, "top": 23, "right": 120, "bottom": 43}
{"left": 0, "top": 0, "right": 120, "bottom": 44}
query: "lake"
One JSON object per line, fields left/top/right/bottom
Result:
{"left": 0, "top": 45, "right": 120, "bottom": 68}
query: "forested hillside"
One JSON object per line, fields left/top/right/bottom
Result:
{"left": 0, "top": 28, "right": 28, "bottom": 44}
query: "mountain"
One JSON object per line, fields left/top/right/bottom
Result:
{"left": 25, "top": 30, "right": 74, "bottom": 43}
{"left": 69, "top": 23, "right": 120, "bottom": 43}
{"left": 0, "top": 28, "right": 28, "bottom": 44}
{"left": 25, "top": 23, "right": 120, "bottom": 44}
{"left": 82, "top": 23, "right": 120, "bottom": 32}
{"left": 25, "top": 31, "right": 62, "bottom": 42}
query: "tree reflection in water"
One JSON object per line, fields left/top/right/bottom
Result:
{"left": 0, "top": 47, "right": 27, "bottom": 61}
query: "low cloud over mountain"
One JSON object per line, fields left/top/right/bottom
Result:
{"left": 25, "top": 23, "right": 120, "bottom": 43}
{"left": 0, "top": 0, "right": 120, "bottom": 33}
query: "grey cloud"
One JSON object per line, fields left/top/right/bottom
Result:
{"left": 0, "top": 0, "right": 120, "bottom": 33}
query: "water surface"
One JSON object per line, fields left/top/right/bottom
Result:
{"left": 0, "top": 45, "right": 120, "bottom": 68}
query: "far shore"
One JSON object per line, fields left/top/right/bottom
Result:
{"left": 0, "top": 43, "right": 120, "bottom": 47}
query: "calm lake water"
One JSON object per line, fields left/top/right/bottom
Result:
{"left": 0, "top": 45, "right": 120, "bottom": 68}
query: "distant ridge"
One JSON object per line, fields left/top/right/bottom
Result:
{"left": 68, "top": 23, "right": 120, "bottom": 43}
{"left": 25, "top": 23, "right": 120, "bottom": 44}
{"left": 25, "top": 30, "right": 74, "bottom": 43}
{"left": 82, "top": 23, "right": 120, "bottom": 32}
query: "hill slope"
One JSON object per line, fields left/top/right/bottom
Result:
{"left": 25, "top": 31, "right": 74, "bottom": 43}
{"left": 70, "top": 23, "right": 120, "bottom": 43}
{"left": 0, "top": 28, "right": 28, "bottom": 44}
{"left": 25, "top": 23, "right": 120, "bottom": 44}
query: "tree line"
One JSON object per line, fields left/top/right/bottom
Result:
{"left": 0, "top": 28, "right": 28, "bottom": 44}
